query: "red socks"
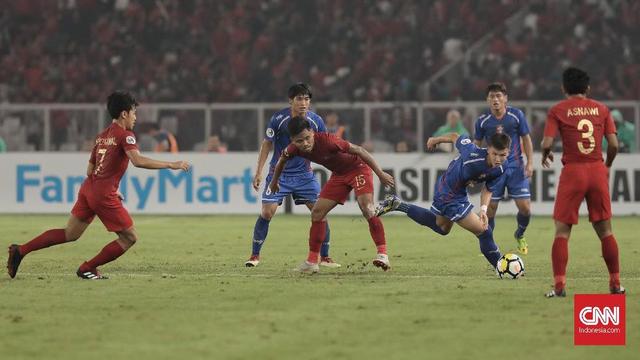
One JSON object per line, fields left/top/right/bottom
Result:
{"left": 601, "top": 234, "right": 620, "bottom": 289}
{"left": 82, "top": 240, "right": 127, "bottom": 270}
{"left": 19, "top": 229, "right": 67, "bottom": 256}
{"left": 551, "top": 236, "right": 568, "bottom": 292}
{"left": 367, "top": 217, "right": 387, "bottom": 254}
{"left": 307, "top": 220, "right": 326, "bottom": 264}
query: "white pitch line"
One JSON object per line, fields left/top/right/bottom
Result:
{"left": 11, "top": 272, "right": 640, "bottom": 281}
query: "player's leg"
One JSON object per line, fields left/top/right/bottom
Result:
{"left": 77, "top": 201, "right": 134, "bottom": 279}
{"left": 245, "top": 202, "right": 278, "bottom": 267}
{"left": 303, "top": 202, "right": 339, "bottom": 267}
{"left": 487, "top": 170, "right": 508, "bottom": 231}
{"left": 356, "top": 192, "right": 390, "bottom": 271}
{"left": 586, "top": 164, "right": 623, "bottom": 293}
{"left": 7, "top": 214, "right": 92, "bottom": 278}
{"left": 376, "top": 195, "right": 452, "bottom": 235}
{"left": 592, "top": 220, "right": 624, "bottom": 293}
{"left": 297, "top": 198, "right": 339, "bottom": 272}
{"left": 246, "top": 173, "right": 292, "bottom": 267}
{"left": 546, "top": 221, "right": 572, "bottom": 297}
{"left": 487, "top": 201, "right": 499, "bottom": 231}
{"left": 508, "top": 167, "right": 532, "bottom": 254}
{"left": 456, "top": 212, "right": 502, "bottom": 268}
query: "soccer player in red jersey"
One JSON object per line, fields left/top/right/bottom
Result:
{"left": 269, "top": 116, "right": 395, "bottom": 273}
{"left": 541, "top": 67, "right": 625, "bottom": 297}
{"left": 7, "top": 91, "right": 190, "bottom": 280}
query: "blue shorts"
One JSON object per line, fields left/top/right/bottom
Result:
{"left": 488, "top": 166, "right": 530, "bottom": 201}
{"left": 262, "top": 173, "right": 320, "bottom": 205}
{"left": 431, "top": 197, "right": 474, "bottom": 222}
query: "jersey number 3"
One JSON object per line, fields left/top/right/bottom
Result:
{"left": 577, "top": 119, "right": 595, "bottom": 155}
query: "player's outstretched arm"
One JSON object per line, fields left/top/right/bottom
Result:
{"left": 426, "top": 133, "right": 460, "bottom": 151}
{"left": 540, "top": 136, "right": 555, "bottom": 168}
{"left": 253, "top": 140, "right": 274, "bottom": 191}
{"left": 347, "top": 143, "right": 395, "bottom": 188}
{"left": 604, "top": 133, "right": 619, "bottom": 168}
{"left": 126, "top": 149, "right": 190, "bottom": 171}
{"left": 268, "top": 155, "right": 289, "bottom": 194}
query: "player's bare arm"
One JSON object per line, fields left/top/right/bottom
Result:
{"left": 426, "top": 133, "right": 460, "bottom": 151}
{"left": 86, "top": 162, "right": 94, "bottom": 177}
{"left": 540, "top": 136, "right": 555, "bottom": 168}
{"left": 604, "top": 133, "right": 619, "bottom": 168}
{"left": 268, "top": 154, "right": 290, "bottom": 194}
{"left": 347, "top": 143, "right": 395, "bottom": 188}
{"left": 479, "top": 186, "right": 493, "bottom": 230}
{"left": 521, "top": 134, "right": 534, "bottom": 177}
{"left": 253, "top": 140, "right": 274, "bottom": 191}
{"left": 125, "top": 149, "right": 190, "bottom": 171}
{"left": 473, "top": 139, "right": 484, "bottom": 147}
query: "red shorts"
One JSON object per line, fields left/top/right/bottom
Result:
{"left": 320, "top": 165, "right": 374, "bottom": 204}
{"left": 554, "top": 162, "right": 611, "bottom": 225}
{"left": 71, "top": 180, "right": 133, "bottom": 232}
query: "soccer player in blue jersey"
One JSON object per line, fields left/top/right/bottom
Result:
{"left": 473, "top": 82, "right": 533, "bottom": 254}
{"left": 245, "top": 83, "right": 339, "bottom": 268}
{"left": 375, "top": 133, "right": 511, "bottom": 270}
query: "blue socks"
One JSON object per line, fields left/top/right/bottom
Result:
{"left": 478, "top": 229, "right": 501, "bottom": 267}
{"left": 251, "top": 216, "right": 270, "bottom": 256}
{"left": 405, "top": 204, "right": 447, "bottom": 235}
{"left": 488, "top": 217, "right": 495, "bottom": 231}
{"left": 320, "top": 222, "right": 331, "bottom": 258}
{"left": 515, "top": 212, "right": 530, "bottom": 239}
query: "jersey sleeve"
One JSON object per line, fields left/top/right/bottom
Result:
{"left": 455, "top": 135, "right": 477, "bottom": 155}
{"left": 473, "top": 117, "right": 485, "bottom": 141}
{"left": 122, "top": 131, "right": 138, "bottom": 152}
{"left": 543, "top": 108, "right": 559, "bottom": 138}
{"left": 485, "top": 164, "right": 507, "bottom": 190}
{"left": 283, "top": 143, "right": 298, "bottom": 158}
{"left": 603, "top": 107, "right": 617, "bottom": 135}
{"left": 517, "top": 109, "right": 530, "bottom": 136}
{"left": 314, "top": 114, "right": 327, "bottom": 133}
{"left": 264, "top": 114, "right": 277, "bottom": 142}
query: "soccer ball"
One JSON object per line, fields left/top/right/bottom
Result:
{"left": 496, "top": 253, "right": 525, "bottom": 279}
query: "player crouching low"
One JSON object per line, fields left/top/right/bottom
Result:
{"left": 376, "top": 133, "right": 511, "bottom": 272}
{"left": 268, "top": 116, "right": 395, "bottom": 273}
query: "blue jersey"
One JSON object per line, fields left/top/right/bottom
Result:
{"left": 435, "top": 136, "right": 508, "bottom": 203}
{"left": 265, "top": 108, "right": 326, "bottom": 176}
{"left": 474, "top": 106, "right": 529, "bottom": 168}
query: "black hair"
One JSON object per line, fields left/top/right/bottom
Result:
{"left": 488, "top": 133, "right": 511, "bottom": 151}
{"left": 562, "top": 67, "right": 590, "bottom": 95}
{"left": 486, "top": 82, "right": 507, "bottom": 96}
{"left": 107, "top": 91, "right": 138, "bottom": 119}
{"left": 287, "top": 116, "right": 312, "bottom": 137}
{"left": 288, "top": 83, "right": 313, "bottom": 99}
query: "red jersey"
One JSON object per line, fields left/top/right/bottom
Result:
{"left": 284, "top": 132, "right": 366, "bottom": 175}
{"left": 88, "top": 122, "right": 138, "bottom": 193}
{"left": 544, "top": 97, "right": 616, "bottom": 165}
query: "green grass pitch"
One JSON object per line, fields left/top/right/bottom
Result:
{"left": 1, "top": 214, "right": 638, "bottom": 359}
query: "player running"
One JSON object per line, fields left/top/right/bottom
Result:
{"left": 473, "top": 82, "right": 533, "bottom": 255}
{"left": 542, "top": 67, "right": 625, "bottom": 297}
{"left": 376, "top": 132, "right": 511, "bottom": 271}
{"left": 7, "top": 91, "right": 190, "bottom": 280}
{"left": 269, "top": 116, "right": 395, "bottom": 273}
{"left": 246, "top": 83, "right": 339, "bottom": 268}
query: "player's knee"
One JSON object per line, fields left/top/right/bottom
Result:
{"left": 261, "top": 206, "right": 277, "bottom": 220}
{"left": 311, "top": 208, "right": 326, "bottom": 222}
{"left": 64, "top": 229, "right": 81, "bottom": 242}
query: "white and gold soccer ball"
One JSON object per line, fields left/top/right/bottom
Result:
{"left": 496, "top": 253, "right": 525, "bottom": 279}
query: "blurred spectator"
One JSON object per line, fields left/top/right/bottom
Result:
{"left": 148, "top": 123, "right": 179, "bottom": 153}
{"left": 205, "top": 135, "right": 227, "bottom": 153}
{"left": 395, "top": 141, "right": 409, "bottom": 153}
{"left": 325, "top": 111, "right": 347, "bottom": 139}
{"left": 0, "top": 135, "right": 6, "bottom": 152}
{"left": 431, "top": 109, "right": 469, "bottom": 152}
{"left": 603, "top": 109, "right": 636, "bottom": 153}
